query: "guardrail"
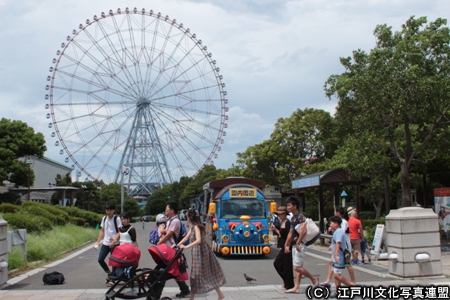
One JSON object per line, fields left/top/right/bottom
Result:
{"left": 319, "top": 233, "right": 332, "bottom": 245}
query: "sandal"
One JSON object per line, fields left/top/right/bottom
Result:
{"left": 107, "top": 280, "right": 115, "bottom": 287}
{"left": 105, "top": 278, "right": 111, "bottom": 284}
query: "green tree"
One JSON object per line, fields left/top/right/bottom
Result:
{"left": 0, "top": 118, "right": 47, "bottom": 187}
{"left": 180, "top": 165, "right": 218, "bottom": 206}
{"left": 325, "top": 16, "right": 450, "bottom": 207}
{"left": 123, "top": 198, "right": 142, "bottom": 218}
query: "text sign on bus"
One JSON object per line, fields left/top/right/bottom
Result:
{"left": 229, "top": 188, "right": 257, "bottom": 198}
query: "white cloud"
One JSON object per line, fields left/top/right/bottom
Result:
{"left": 1, "top": 0, "right": 449, "bottom": 180}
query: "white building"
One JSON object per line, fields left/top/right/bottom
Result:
{"left": 3, "top": 156, "right": 75, "bottom": 204}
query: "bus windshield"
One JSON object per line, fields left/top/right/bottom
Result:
{"left": 220, "top": 199, "right": 266, "bottom": 219}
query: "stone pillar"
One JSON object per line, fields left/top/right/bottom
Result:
{"left": 386, "top": 207, "right": 442, "bottom": 277}
{"left": 0, "top": 216, "right": 8, "bottom": 286}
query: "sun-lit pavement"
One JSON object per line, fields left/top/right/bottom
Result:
{"left": 1, "top": 228, "right": 449, "bottom": 300}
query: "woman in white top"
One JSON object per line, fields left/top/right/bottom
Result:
{"left": 115, "top": 213, "right": 138, "bottom": 247}
{"left": 319, "top": 206, "right": 356, "bottom": 287}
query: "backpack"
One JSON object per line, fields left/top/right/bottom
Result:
{"left": 178, "top": 220, "right": 190, "bottom": 246}
{"left": 149, "top": 226, "right": 160, "bottom": 244}
{"left": 102, "top": 215, "right": 119, "bottom": 233}
{"left": 168, "top": 216, "right": 190, "bottom": 246}
{"left": 333, "top": 238, "right": 352, "bottom": 265}
{"left": 43, "top": 271, "right": 65, "bottom": 285}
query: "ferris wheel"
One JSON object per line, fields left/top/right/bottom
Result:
{"left": 44, "top": 7, "right": 228, "bottom": 195}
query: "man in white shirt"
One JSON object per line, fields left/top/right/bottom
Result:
{"left": 96, "top": 201, "right": 122, "bottom": 282}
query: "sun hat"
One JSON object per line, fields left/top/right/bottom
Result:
{"left": 156, "top": 213, "right": 167, "bottom": 223}
{"left": 274, "top": 206, "right": 288, "bottom": 215}
{"left": 347, "top": 206, "right": 356, "bottom": 214}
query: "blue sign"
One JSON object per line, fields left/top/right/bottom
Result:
{"left": 291, "top": 176, "right": 320, "bottom": 189}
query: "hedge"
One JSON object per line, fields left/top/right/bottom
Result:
{"left": 1, "top": 212, "right": 53, "bottom": 234}
{"left": 69, "top": 216, "right": 87, "bottom": 227}
{"left": 362, "top": 217, "right": 385, "bottom": 244}
{"left": 21, "top": 202, "right": 69, "bottom": 223}
{"left": 56, "top": 205, "right": 103, "bottom": 227}
{"left": 0, "top": 203, "right": 22, "bottom": 213}
{"left": 22, "top": 205, "right": 66, "bottom": 226}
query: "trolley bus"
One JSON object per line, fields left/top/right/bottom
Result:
{"left": 203, "top": 178, "right": 276, "bottom": 256}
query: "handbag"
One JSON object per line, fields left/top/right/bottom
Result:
{"left": 179, "top": 253, "right": 188, "bottom": 273}
{"left": 296, "top": 218, "right": 320, "bottom": 245}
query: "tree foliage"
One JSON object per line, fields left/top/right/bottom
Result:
{"left": 0, "top": 118, "right": 47, "bottom": 186}
{"left": 325, "top": 16, "right": 450, "bottom": 206}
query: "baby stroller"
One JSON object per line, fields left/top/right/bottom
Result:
{"left": 105, "top": 243, "right": 184, "bottom": 300}
{"left": 107, "top": 243, "right": 141, "bottom": 285}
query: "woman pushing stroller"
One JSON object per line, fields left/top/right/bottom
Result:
{"left": 174, "top": 209, "right": 226, "bottom": 300}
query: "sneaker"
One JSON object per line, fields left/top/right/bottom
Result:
{"left": 353, "top": 260, "right": 363, "bottom": 265}
{"left": 175, "top": 291, "right": 191, "bottom": 298}
{"left": 318, "top": 282, "right": 331, "bottom": 288}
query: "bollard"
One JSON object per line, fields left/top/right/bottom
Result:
{"left": 386, "top": 207, "right": 442, "bottom": 277}
{"left": 0, "top": 216, "right": 8, "bottom": 286}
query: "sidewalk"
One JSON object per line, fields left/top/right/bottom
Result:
{"left": 1, "top": 243, "right": 448, "bottom": 300}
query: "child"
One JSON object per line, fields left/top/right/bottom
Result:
{"left": 176, "top": 209, "right": 226, "bottom": 300}
{"left": 149, "top": 214, "right": 167, "bottom": 244}
{"left": 360, "top": 237, "right": 371, "bottom": 263}
{"left": 328, "top": 215, "right": 355, "bottom": 298}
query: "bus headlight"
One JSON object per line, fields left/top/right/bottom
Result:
{"left": 222, "top": 235, "right": 229, "bottom": 244}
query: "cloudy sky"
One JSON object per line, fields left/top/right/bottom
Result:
{"left": 1, "top": 0, "right": 449, "bottom": 183}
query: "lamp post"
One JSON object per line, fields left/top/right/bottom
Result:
{"left": 232, "top": 163, "right": 235, "bottom": 176}
{"left": 81, "top": 177, "right": 89, "bottom": 209}
{"left": 26, "top": 157, "right": 34, "bottom": 201}
{"left": 251, "top": 159, "right": 257, "bottom": 179}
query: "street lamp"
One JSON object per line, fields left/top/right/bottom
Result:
{"left": 251, "top": 159, "right": 257, "bottom": 179}
{"left": 26, "top": 157, "right": 34, "bottom": 200}
{"left": 232, "top": 163, "right": 235, "bottom": 176}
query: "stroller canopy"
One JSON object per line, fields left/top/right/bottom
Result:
{"left": 109, "top": 243, "right": 141, "bottom": 267}
{"left": 148, "top": 244, "right": 182, "bottom": 278}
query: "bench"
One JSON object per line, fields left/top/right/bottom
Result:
{"left": 319, "top": 233, "right": 332, "bottom": 246}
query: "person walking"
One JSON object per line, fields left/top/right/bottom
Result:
{"left": 347, "top": 207, "right": 364, "bottom": 265}
{"left": 95, "top": 201, "right": 122, "bottom": 284}
{"left": 271, "top": 206, "right": 294, "bottom": 291}
{"left": 319, "top": 206, "right": 356, "bottom": 287}
{"left": 328, "top": 215, "right": 355, "bottom": 297}
{"left": 157, "top": 201, "right": 191, "bottom": 298}
{"left": 114, "top": 213, "right": 138, "bottom": 247}
{"left": 176, "top": 209, "right": 226, "bottom": 300}
{"left": 284, "top": 196, "right": 319, "bottom": 294}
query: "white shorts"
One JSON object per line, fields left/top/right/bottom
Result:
{"left": 292, "top": 244, "right": 306, "bottom": 267}
{"left": 332, "top": 265, "right": 345, "bottom": 275}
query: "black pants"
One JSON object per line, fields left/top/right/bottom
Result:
{"left": 273, "top": 248, "right": 294, "bottom": 290}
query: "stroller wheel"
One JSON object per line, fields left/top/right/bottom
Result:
{"left": 160, "top": 297, "right": 172, "bottom": 300}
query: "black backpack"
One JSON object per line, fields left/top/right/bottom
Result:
{"left": 43, "top": 271, "right": 65, "bottom": 285}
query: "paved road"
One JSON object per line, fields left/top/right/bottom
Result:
{"left": 3, "top": 221, "right": 389, "bottom": 291}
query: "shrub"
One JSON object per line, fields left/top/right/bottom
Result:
{"left": 56, "top": 205, "right": 103, "bottom": 227}
{"left": 22, "top": 205, "right": 64, "bottom": 226}
{"left": 2, "top": 212, "right": 53, "bottom": 234}
{"left": 0, "top": 203, "right": 22, "bottom": 213}
{"left": 21, "top": 202, "right": 69, "bottom": 224}
{"left": 0, "top": 192, "right": 21, "bottom": 205}
{"left": 69, "top": 217, "right": 86, "bottom": 227}
{"left": 362, "top": 217, "right": 385, "bottom": 244}
{"left": 358, "top": 211, "right": 376, "bottom": 220}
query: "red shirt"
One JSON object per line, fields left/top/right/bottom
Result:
{"left": 348, "top": 216, "right": 362, "bottom": 240}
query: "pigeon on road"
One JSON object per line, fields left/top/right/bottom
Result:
{"left": 244, "top": 273, "right": 256, "bottom": 283}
